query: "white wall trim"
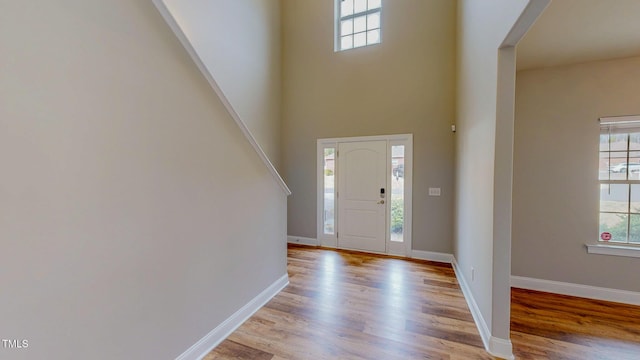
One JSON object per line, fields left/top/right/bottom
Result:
{"left": 488, "top": 337, "right": 514, "bottom": 360}
{"left": 152, "top": 0, "right": 291, "bottom": 196}
{"left": 452, "top": 259, "right": 514, "bottom": 360}
{"left": 175, "top": 274, "right": 289, "bottom": 360}
{"left": 511, "top": 276, "right": 640, "bottom": 306}
{"left": 500, "top": 0, "right": 551, "bottom": 47}
{"left": 600, "top": 115, "right": 640, "bottom": 124}
{"left": 411, "top": 250, "right": 454, "bottom": 264}
{"left": 585, "top": 243, "right": 640, "bottom": 258}
{"left": 319, "top": 133, "right": 414, "bottom": 143}
{"left": 287, "top": 236, "right": 318, "bottom": 247}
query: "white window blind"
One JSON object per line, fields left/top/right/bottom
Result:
{"left": 598, "top": 115, "right": 640, "bottom": 245}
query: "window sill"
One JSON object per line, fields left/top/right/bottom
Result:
{"left": 585, "top": 244, "right": 640, "bottom": 258}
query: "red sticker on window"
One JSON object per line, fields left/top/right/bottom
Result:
{"left": 601, "top": 232, "right": 612, "bottom": 241}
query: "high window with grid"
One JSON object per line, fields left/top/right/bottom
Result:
{"left": 598, "top": 116, "right": 640, "bottom": 245}
{"left": 335, "top": 0, "right": 381, "bottom": 51}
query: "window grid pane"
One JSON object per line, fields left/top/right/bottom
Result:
{"left": 367, "top": 29, "right": 380, "bottom": 45}
{"left": 353, "top": 32, "right": 366, "bottom": 48}
{"left": 600, "top": 184, "right": 629, "bottom": 213}
{"left": 368, "top": 0, "right": 381, "bottom": 10}
{"left": 354, "top": 0, "right": 367, "bottom": 14}
{"left": 353, "top": 15, "right": 366, "bottom": 33}
{"left": 600, "top": 151, "right": 628, "bottom": 181}
{"left": 600, "top": 134, "right": 610, "bottom": 151}
{"left": 630, "top": 215, "right": 640, "bottom": 243}
{"left": 599, "top": 212, "right": 628, "bottom": 243}
{"left": 609, "top": 133, "right": 628, "bottom": 151}
{"left": 367, "top": 13, "right": 380, "bottom": 30}
{"left": 341, "top": 35, "right": 353, "bottom": 50}
{"left": 341, "top": 0, "right": 354, "bottom": 17}
{"left": 341, "top": 19, "right": 353, "bottom": 36}
{"left": 631, "top": 133, "right": 640, "bottom": 150}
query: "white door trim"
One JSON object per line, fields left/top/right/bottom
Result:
{"left": 317, "top": 134, "right": 413, "bottom": 257}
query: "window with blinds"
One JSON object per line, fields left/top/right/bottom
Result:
{"left": 598, "top": 115, "right": 640, "bottom": 245}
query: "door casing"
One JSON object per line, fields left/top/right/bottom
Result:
{"left": 317, "top": 134, "right": 413, "bottom": 256}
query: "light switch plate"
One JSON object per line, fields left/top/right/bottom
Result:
{"left": 428, "top": 188, "right": 441, "bottom": 196}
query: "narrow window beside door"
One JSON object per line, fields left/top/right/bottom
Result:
{"left": 391, "top": 145, "right": 405, "bottom": 242}
{"left": 324, "top": 148, "right": 336, "bottom": 235}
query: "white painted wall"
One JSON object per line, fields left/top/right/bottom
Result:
{"left": 455, "top": 0, "right": 531, "bottom": 350}
{"left": 282, "top": 0, "right": 457, "bottom": 254}
{"left": 513, "top": 56, "right": 640, "bottom": 292}
{"left": 0, "top": 1, "right": 286, "bottom": 359}
{"left": 161, "top": 0, "right": 283, "bottom": 170}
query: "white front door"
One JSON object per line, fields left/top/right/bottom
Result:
{"left": 337, "top": 140, "right": 387, "bottom": 253}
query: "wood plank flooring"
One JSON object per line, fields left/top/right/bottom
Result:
{"left": 205, "top": 246, "right": 640, "bottom": 359}
{"left": 511, "top": 288, "right": 640, "bottom": 360}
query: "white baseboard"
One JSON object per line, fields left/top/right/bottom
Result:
{"left": 287, "top": 236, "right": 318, "bottom": 247}
{"left": 511, "top": 275, "right": 640, "bottom": 306}
{"left": 175, "top": 274, "right": 289, "bottom": 360}
{"left": 411, "top": 250, "right": 454, "bottom": 263}
{"left": 488, "top": 336, "right": 514, "bottom": 360}
{"left": 452, "top": 259, "right": 514, "bottom": 360}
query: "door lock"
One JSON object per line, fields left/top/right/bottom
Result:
{"left": 377, "top": 200, "right": 385, "bottom": 204}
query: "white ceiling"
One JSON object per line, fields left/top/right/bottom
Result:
{"left": 517, "top": 0, "right": 640, "bottom": 70}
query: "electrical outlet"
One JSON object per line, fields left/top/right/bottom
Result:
{"left": 471, "top": 267, "right": 475, "bottom": 282}
{"left": 428, "top": 188, "right": 441, "bottom": 196}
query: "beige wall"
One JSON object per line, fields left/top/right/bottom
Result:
{"left": 282, "top": 0, "right": 457, "bottom": 253}
{"left": 455, "top": 0, "right": 536, "bottom": 347}
{"left": 163, "top": 0, "right": 283, "bottom": 169}
{"left": 0, "top": 1, "right": 286, "bottom": 359}
{"left": 513, "top": 56, "right": 640, "bottom": 292}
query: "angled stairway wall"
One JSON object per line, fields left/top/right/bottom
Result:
{"left": 156, "top": 0, "right": 289, "bottom": 193}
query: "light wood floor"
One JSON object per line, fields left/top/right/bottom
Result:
{"left": 205, "top": 245, "right": 640, "bottom": 359}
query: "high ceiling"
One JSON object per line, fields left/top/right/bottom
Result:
{"left": 517, "top": 0, "right": 640, "bottom": 70}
